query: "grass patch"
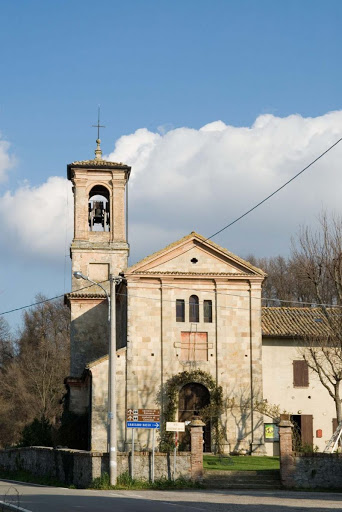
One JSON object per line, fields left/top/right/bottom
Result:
{"left": 91, "top": 472, "right": 202, "bottom": 490}
{"left": 203, "top": 455, "right": 280, "bottom": 471}
{"left": 0, "top": 468, "right": 66, "bottom": 487}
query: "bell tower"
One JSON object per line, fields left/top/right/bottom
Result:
{"left": 67, "top": 140, "right": 131, "bottom": 294}
{"left": 66, "top": 138, "right": 131, "bottom": 376}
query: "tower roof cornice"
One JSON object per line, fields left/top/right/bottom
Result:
{"left": 67, "top": 159, "right": 131, "bottom": 180}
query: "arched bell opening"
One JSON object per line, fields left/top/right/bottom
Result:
{"left": 178, "top": 382, "right": 211, "bottom": 452}
{"left": 88, "top": 185, "right": 110, "bottom": 232}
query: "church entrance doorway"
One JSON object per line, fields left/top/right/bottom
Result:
{"left": 178, "top": 382, "right": 211, "bottom": 452}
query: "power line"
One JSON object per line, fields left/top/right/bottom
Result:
{"left": 0, "top": 294, "right": 65, "bottom": 316}
{"left": 2, "top": 137, "right": 342, "bottom": 318}
{"left": 127, "top": 136, "right": 342, "bottom": 273}
{"left": 2, "top": 279, "right": 342, "bottom": 318}
{"left": 0, "top": 281, "right": 105, "bottom": 317}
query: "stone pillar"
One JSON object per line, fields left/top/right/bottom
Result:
{"left": 189, "top": 418, "right": 205, "bottom": 481}
{"left": 279, "top": 415, "right": 295, "bottom": 488}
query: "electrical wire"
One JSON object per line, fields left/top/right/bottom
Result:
{"left": 0, "top": 281, "right": 106, "bottom": 317}
{"left": 2, "top": 279, "right": 342, "bottom": 318}
{"left": 126, "top": 136, "right": 342, "bottom": 274}
{"left": 2, "top": 137, "right": 342, "bottom": 318}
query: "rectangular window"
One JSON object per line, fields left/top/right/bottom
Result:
{"left": 293, "top": 360, "right": 309, "bottom": 387}
{"left": 180, "top": 332, "right": 208, "bottom": 361}
{"left": 176, "top": 299, "right": 185, "bottom": 322}
{"left": 203, "top": 300, "right": 212, "bottom": 323}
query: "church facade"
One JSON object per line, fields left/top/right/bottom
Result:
{"left": 65, "top": 142, "right": 338, "bottom": 456}
{"left": 65, "top": 144, "right": 266, "bottom": 455}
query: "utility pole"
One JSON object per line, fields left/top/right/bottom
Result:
{"left": 73, "top": 270, "right": 120, "bottom": 486}
{"left": 109, "top": 274, "right": 121, "bottom": 486}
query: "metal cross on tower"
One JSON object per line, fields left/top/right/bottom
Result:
{"left": 92, "top": 106, "right": 105, "bottom": 160}
{"left": 92, "top": 106, "right": 106, "bottom": 140}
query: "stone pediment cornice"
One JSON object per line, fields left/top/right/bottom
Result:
{"left": 126, "top": 232, "right": 266, "bottom": 277}
{"left": 129, "top": 271, "right": 255, "bottom": 277}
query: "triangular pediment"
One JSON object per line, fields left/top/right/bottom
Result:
{"left": 126, "top": 232, "right": 266, "bottom": 277}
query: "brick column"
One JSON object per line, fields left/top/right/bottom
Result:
{"left": 189, "top": 418, "right": 205, "bottom": 481}
{"left": 279, "top": 415, "right": 295, "bottom": 488}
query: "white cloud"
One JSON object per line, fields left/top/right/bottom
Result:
{"left": 1, "top": 111, "right": 342, "bottom": 265}
{"left": 0, "top": 138, "right": 15, "bottom": 183}
{"left": 0, "top": 177, "right": 73, "bottom": 262}
{"left": 107, "top": 111, "right": 342, "bottom": 259}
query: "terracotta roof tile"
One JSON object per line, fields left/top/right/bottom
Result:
{"left": 261, "top": 307, "right": 340, "bottom": 337}
{"left": 69, "top": 159, "right": 129, "bottom": 168}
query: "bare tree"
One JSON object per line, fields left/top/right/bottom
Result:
{"left": 0, "top": 297, "right": 70, "bottom": 447}
{"left": 293, "top": 212, "right": 342, "bottom": 424}
{"left": 247, "top": 254, "right": 318, "bottom": 307}
{"left": 0, "top": 316, "right": 13, "bottom": 368}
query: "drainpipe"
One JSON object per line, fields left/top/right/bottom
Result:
{"left": 126, "top": 174, "right": 129, "bottom": 248}
{"left": 249, "top": 280, "right": 254, "bottom": 448}
{"left": 159, "top": 278, "right": 164, "bottom": 416}
{"left": 214, "top": 279, "right": 218, "bottom": 385}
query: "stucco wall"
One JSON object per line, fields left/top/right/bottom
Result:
{"left": 89, "top": 348, "right": 127, "bottom": 452}
{"left": 262, "top": 338, "right": 336, "bottom": 454}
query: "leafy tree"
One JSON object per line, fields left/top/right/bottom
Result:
{"left": 20, "top": 416, "right": 53, "bottom": 447}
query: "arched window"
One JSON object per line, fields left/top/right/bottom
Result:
{"left": 88, "top": 185, "right": 110, "bottom": 232}
{"left": 189, "top": 295, "right": 199, "bottom": 323}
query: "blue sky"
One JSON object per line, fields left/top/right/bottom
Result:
{"left": 1, "top": 0, "right": 342, "bottom": 329}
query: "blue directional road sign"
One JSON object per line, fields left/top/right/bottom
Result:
{"left": 127, "top": 421, "right": 160, "bottom": 429}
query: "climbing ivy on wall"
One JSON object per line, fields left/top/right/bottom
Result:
{"left": 160, "top": 369, "right": 224, "bottom": 453}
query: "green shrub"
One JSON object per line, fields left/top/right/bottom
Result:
{"left": 20, "top": 417, "right": 53, "bottom": 447}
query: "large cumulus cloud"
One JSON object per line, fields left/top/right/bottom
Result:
{"left": 1, "top": 111, "right": 342, "bottom": 264}
{"left": 107, "top": 111, "right": 342, "bottom": 259}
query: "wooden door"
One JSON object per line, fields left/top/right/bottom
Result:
{"left": 301, "top": 415, "right": 313, "bottom": 447}
{"left": 178, "top": 383, "right": 211, "bottom": 452}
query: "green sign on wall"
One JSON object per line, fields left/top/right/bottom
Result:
{"left": 264, "top": 423, "right": 279, "bottom": 442}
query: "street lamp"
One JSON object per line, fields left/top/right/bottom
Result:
{"left": 73, "top": 270, "right": 121, "bottom": 485}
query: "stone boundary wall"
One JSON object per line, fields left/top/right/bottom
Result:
{"left": 279, "top": 417, "right": 342, "bottom": 489}
{"left": 0, "top": 447, "right": 191, "bottom": 488}
{"left": 287, "top": 453, "right": 342, "bottom": 489}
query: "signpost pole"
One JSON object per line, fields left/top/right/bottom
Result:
{"left": 126, "top": 408, "right": 160, "bottom": 481}
{"left": 131, "top": 428, "right": 135, "bottom": 480}
{"left": 173, "top": 432, "right": 177, "bottom": 481}
{"left": 152, "top": 428, "right": 155, "bottom": 483}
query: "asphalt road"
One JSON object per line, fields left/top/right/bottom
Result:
{"left": 1, "top": 480, "right": 342, "bottom": 512}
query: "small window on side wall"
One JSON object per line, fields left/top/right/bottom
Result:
{"left": 204, "top": 300, "right": 212, "bottom": 323}
{"left": 176, "top": 299, "right": 185, "bottom": 322}
{"left": 293, "top": 360, "right": 309, "bottom": 387}
{"left": 189, "top": 295, "right": 199, "bottom": 323}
